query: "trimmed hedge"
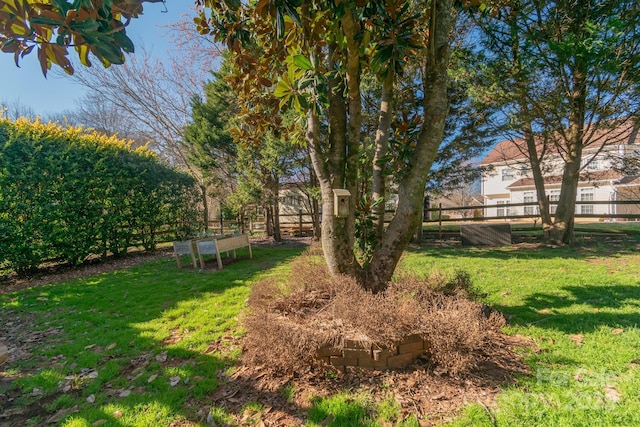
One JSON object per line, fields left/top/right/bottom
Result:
{"left": 0, "top": 117, "right": 201, "bottom": 276}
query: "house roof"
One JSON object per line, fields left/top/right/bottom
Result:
{"left": 507, "top": 170, "right": 624, "bottom": 189}
{"left": 616, "top": 175, "right": 640, "bottom": 185}
{"left": 481, "top": 120, "right": 640, "bottom": 166}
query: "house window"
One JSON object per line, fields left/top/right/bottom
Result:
{"left": 548, "top": 190, "right": 560, "bottom": 214}
{"left": 496, "top": 200, "right": 510, "bottom": 217}
{"left": 519, "top": 165, "right": 530, "bottom": 177}
{"left": 501, "top": 167, "right": 515, "bottom": 181}
{"left": 523, "top": 192, "right": 537, "bottom": 215}
{"left": 581, "top": 157, "right": 600, "bottom": 171}
{"left": 580, "top": 188, "right": 594, "bottom": 215}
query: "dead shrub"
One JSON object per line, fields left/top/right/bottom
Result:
{"left": 242, "top": 254, "right": 505, "bottom": 376}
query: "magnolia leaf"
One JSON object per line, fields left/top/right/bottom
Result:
{"left": 113, "top": 31, "right": 134, "bottom": 53}
{"left": 30, "top": 16, "right": 65, "bottom": 26}
{"left": 273, "top": 79, "right": 291, "bottom": 98}
{"left": 223, "top": 0, "right": 241, "bottom": 8}
{"left": 95, "top": 42, "right": 125, "bottom": 65}
{"left": 10, "top": 22, "right": 29, "bottom": 36}
{"left": 76, "top": 44, "right": 91, "bottom": 66}
{"left": 69, "top": 18, "right": 100, "bottom": 32}
{"left": 293, "top": 54, "right": 313, "bottom": 70}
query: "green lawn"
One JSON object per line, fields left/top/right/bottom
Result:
{"left": 1, "top": 238, "right": 640, "bottom": 426}
{"left": 400, "top": 244, "right": 640, "bottom": 426}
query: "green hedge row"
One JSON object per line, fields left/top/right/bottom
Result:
{"left": 0, "top": 117, "right": 201, "bottom": 276}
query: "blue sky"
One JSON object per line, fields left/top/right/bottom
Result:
{"left": 0, "top": 1, "right": 196, "bottom": 117}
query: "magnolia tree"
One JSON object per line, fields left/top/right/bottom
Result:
{"left": 193, "top": 0, "right": 477, "bottom": 292}
{"left": 1, "top": 0, "right": 489, "bottom": 292}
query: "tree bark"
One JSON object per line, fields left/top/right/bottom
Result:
{"left": 372, "top": 72, "right": 394, "bottom": 240}
{"left": 521, "top": 120, "right": 553, "bottom": 234}
{"left": 362, "top": 0, "right": 454, "bottom": 292}
{"left": 199, "top": 183, "right": 209, "bottom": 230}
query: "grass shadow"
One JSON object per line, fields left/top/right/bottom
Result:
{"left": 495, "top": 284, "right": 640, "bottom": 335}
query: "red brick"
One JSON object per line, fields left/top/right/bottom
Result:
{"left": 316, "top": 346, "right": 343, "bottom": 357}
{"left": 372, "top": 348, "right": 395, "bottom": 361}
{"left": 387, "top": 352, "right": 415, "bottom": 368}
{"left": 358, "top": 356, "right": 388, "bottom": 370}
{"left": 343, "top": 348, "right": 370, "bottom": 359}
{"left": 398, "top": 340, "right": 424, "bottom": 354}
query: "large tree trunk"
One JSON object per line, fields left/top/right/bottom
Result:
{"left": 264, "top": 206, "right": 273, "bottom": 237}
{"left": 362, "top": 0, "right": 454, "bottom": 292}
{"left": 272, "top": 176, "right": 282, "bottom": 242}
{"left": 199, "top": 183, "right": 209, "bottom": 230}
{"left": 372, "top": 72, "right": 394, "bottom": 239}
{"left": 549, "top": 57, "right": 588, "bottom": 245}
{"left": 522, "top": 121, "right": 553, "bottom": 234}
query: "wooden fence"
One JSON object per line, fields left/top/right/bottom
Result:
{"left": 426, "top": 199, "right": 640, "bottom": 222}
{"left": 196, "top": 200, "right": 640, "bottom": 240}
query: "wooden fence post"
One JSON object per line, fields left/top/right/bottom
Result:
{"left": 299, "top": 209, "right": 303, "bottom": 235}
{"left": 438, "top": 203, "right": 443, "bottom": 240}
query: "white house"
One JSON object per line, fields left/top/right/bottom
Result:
{"left": 480, "top": 122, "right": 640, "bottom": 219}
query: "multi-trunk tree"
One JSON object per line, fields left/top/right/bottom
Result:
{"left": 195, "top": 0, "right": 463, "bottom": 292}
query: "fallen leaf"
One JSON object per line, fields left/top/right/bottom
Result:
{"left": 573, "top": 372, "right": 583, "bottom": 382}
{"left": 147, "top": 374, "right": 158, "bottom": 383}
{"left": 119, "top": 390, "right": 131, "bottom": 398}
{"left": 169, "top": 376, "right": 181, "bottom": 387}
{"left": 37, "top": 297, "right": 49, "bottom": 301}
{"left": 31, "top": 387, "right": 43, "bottom": 396}
{"left": 570, "top": 334, "right": 584, "bottom": 346}
{"left": 156, "top": 351, "right": 167, "bottom": 362}
{"left": 318, "top": 415, "right": 334, "bottom": 426}
{"left": 84, "top": 344, "right": 96, "bottom": 350}
{"left": 501, "top": 292, "right": 511, "bottom": 297}
{"left": 87, "top": 371, "right": 99, "bottom": 379}
{"left": 604, "top": 385, "right": 621, "bottom": 403}
{"left": 45, "top": 406, "right": 78, "bottom": 424}
{"left": 106, "top": 343, "right": 117, "bottom": 351}
{"left": 113, "top": 410, "right": 123, "bottom": 418}
{"left": 86, "top": 394, "right": 95, "bottom": 404}
{"left": 539, "top": 308, "right": 551, "bottom": 315}
{"left": 93, "top": 420, "right": 107, "bottom": 426}
{"left": 612, "top": 328, "right": 624, "bottom": 335}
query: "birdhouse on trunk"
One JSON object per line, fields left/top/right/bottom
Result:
{"left": 333, "top": 189, "right": 351, "bottom": 218}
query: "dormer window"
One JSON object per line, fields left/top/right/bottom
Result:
{"left": 501, "top": 167, "right": 515, "bottom": 181}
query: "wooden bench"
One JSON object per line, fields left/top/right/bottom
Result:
{"left": 195, "top": 234, "right": 253, "bottom": 270}
{"left": 172, "top": 240, "right": 198, "bottom": 269}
